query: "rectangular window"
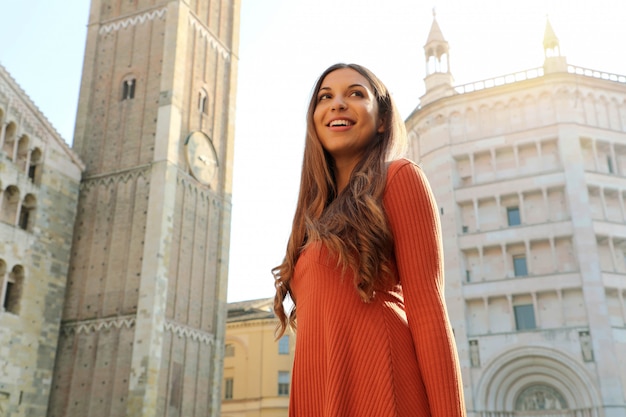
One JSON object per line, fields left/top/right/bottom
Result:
{"left": 278, "top": 335, "right": 290, "bottom": 355}
{"left": 224, "top": 378, "right": 234, "bottom": 400}
{"left": 278, "top": 371, "right": 290, "bottom": 396}
{"left": 513, "top": 255, "right": 528, "bottom": 277}
{"left": 607, "top": 155, "right": 614, "bottom": 174}
{"left": 507, "top": 207, "right": 521, "bottom": 226}
{"left": 514, "top": 304, "right": 536, "bottom": 330}
{"left": 224, "top": 344, "right": 235, "bottom": 357}
{"left": 462, "top": 225, "right": 469, "bottom": 233}
{"left": 465, "top": 270, "right": 471, "bottom": 282}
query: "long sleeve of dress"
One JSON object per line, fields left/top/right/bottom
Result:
{"left": 383, "top": 159, "right": 466, "bottom": 417}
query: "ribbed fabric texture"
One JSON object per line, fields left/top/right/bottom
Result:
{"left": 289, "top": 159, "right": 466, "bottom": 417}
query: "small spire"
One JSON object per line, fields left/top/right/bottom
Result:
{"left": 542, "top": 16, "right": 567, "bottom": 73}
{"left": 543, "top": 17, "right": 559, "bottom": 52}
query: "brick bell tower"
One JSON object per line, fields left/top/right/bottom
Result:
{"left": 47, "top": 1, "right": 240, "bottom": 416}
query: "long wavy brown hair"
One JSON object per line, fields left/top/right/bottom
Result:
{"left": 272, "top": 63, "right": 407, "bottom": 337}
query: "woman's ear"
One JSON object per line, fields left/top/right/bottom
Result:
{"left": 377, "top": 116, "right": 386, "bottom": 133}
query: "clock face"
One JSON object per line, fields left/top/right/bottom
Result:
{"left": 184, "top": 131, "right": 218, "bottom": 185}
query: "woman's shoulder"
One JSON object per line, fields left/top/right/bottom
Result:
{"left": 386, "top": 158, "right": 422, "bottom": 185}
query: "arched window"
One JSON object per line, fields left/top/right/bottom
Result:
{"left": 28, "top": 147, "right": 42, "bottom": 184}
{"left": 19, "top": 194, "right": 36, "bottom": 231}
{"left": 0, "top": 185, "right": 20, "bottom": 224}
{"left": 198, "top": 89, "right": 209, "bottom": 114}
{"left": 122, "top": 77, "right": 136, "bottom": 100}
{"left": 2, "top": 122, "right": 17, "bottom": 159}
{"left": 2, "top": 265, "right": 24, "bottom": 314}
{"left": 16, "top": 134, "right": 29, "bottom": 171}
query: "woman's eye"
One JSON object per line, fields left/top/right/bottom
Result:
{"left": 318, "top": 93, "right": 331, "bottom": 101}
{"left": 350, "top": 90, "right": 364, "bottom": 97}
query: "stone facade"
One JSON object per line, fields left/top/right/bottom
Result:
{"left": 405, "top": 17, "right": 626, "bottom": 417}
{"left": 221, "top": 299, "right": 292, "bottom": 417}
{"left": 0, "top": 64, "right": 84, "bottom": 417}
{"left": 45, "top": 1, "right": 241, "bottom": 416}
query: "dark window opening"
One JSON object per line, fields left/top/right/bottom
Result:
{"left": 513, "top": 255, "right": 528, "bottom": 277}
{"left": 514, "top": 304, "right": 536, "bottom": 330}
{"left": 224, "top": 378, "right": 233, "bottom": 400}
{"left": 122, "top": 78, "right": 136, "bottom": 100}
{"left": 507, "top": 207, "right": 521, "bottom": 226}
{"left": 18, "top": 208, "right": 29, "bottom": 230}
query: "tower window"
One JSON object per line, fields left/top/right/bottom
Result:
{"left": 513, "top": 255, "right": 528, "bottom": 277}
{"left": 514, "top": 304, "right": 536, "bottom": 330}
{"left": 198, "top": 89, "right": 208, "bottom": 114}
{"left": 122, "top": 78, "right": 136, "bottom": 100}
{"left": 507, "top": 207, "right": 521, "bottom": 226}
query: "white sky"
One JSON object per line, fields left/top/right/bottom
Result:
{"left": 1, "top": 0, "right": 625, "bottom": 302}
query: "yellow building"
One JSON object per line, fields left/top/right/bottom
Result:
{"left": 221, "top": 298, "right": 293, "bottom": 417}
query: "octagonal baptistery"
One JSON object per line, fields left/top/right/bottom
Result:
{"left": 404, "top": 15, "right": 626, "bottom": 417}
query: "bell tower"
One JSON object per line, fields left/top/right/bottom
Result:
{"left": 543, "top": 17, "right": 568, "bottom": 74}
{"left": 420, "top": 10, "right": 455, "bottom": 107}
{"left": 48, "top": 1, "right": 240, "bottom": 416}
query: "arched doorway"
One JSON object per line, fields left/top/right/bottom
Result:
{"left": 475, "top": 347, "right": 603, "bottom": 417}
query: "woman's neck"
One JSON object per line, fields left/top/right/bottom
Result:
{"left": 333, "top": 157, "right": 359, "bottom": 193}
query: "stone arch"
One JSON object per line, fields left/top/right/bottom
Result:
{"left": 597, "top": 95, "right": 610, "bottom": 129}
{"left": 3, "top": 264, "right": 24, "bottom": 314}
{"left": 608, "top": 97, "right": 622, "bottom": 131}
{"left": 508, "top": 98, "right": 522, "bottom": 131}
{"left": 2, "top": 121, "right": 17, "bottom": 159}
{"left": 479, "top": 104, "right": 491, "bottom": 136}
{"left": 449, "top": 111, "right": 464, "bottom": 143}
{"left": 16, "top": 134, "right": 29, "bottom": 170}
{"left": 522, "top": 94, "right": 537, "bottom": 127}
{"left": 583, "top": 92, "right": 597, "bottom": 126}
{"left": 1, "top": 185, "right": 20, "bottom": 224}
{"left": 465, "top": 107, "right": 477, "bottom": 137}
{"left": 476, "top": 346, "right": 602, "bottom": 415}
{"left": 407, "top": 131, "right": 419, "bottom": 162}
{"left": 19, "top": 193, "right": 37, "bottom": 231}
{"left": 28, "top": 147, "right": 43, "bottom": 184}
{"left": 493, "top": 101, "right": 507, "bottom": 134}
{"left": 224, "top": 335, "right": 249, "bottom": 358}
{"left": 538, "top": 92, "right": 555, "bottom": 126}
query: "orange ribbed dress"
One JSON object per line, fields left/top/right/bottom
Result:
{"left": 289, "top": 159, "right": 465, "bottom": 417}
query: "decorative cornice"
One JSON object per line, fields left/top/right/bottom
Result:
{"left": 80, "top": 164, "right": 151, "bottom": 191}
{"left": 99, "top": 7, "right": 167, "bottom": 35}
{"left": 188, "top": 15, "right": 231, "bottom": 61}
{"left": 61, "top": 315, "right": 136, "bottom": 337}
{"left": 164, "top": 320, "right": 215, "bottom": 345}
{"left": 60, "top": 316, "right": 214, "bottom": 345}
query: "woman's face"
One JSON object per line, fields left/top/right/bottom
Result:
{"left": 313, "top": 68, "right": 384, "bottom": 163}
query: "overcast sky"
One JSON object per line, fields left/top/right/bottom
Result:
{"left": 1, "top": 0, "right": 625, "bottom": 302}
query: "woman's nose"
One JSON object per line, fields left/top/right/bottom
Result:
{"left": 331, "top": 96, "right": 346, "bottom": 111}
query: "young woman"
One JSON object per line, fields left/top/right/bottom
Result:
{"left": 273, "top": 63, "right": 466, "bottom": 417}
